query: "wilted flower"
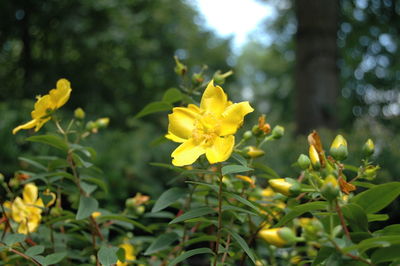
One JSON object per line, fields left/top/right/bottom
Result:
{"left": 166, "top": 80, "right": 253, "bottom": 166}
{"left": 13, "top": 79, "right": 72, "bottom": 134}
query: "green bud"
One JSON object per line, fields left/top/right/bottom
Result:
{"left": 243, "top": 130, "right": 252, "bottom": 140}
{"left": 362, "top": 139, "right": 375, "bottom": 157}
{"left": 213, "top": 70, "right": 233, "bottom": 84}
{"left": 125, "top": 198, "right": 136, "bottom": 209}
{"left": 86, "top": 121, "right": 97, "bottom": 132}
{"left": 272, "top": 125, "right": 285, "bottom": 139}
{"left": 330, "top": 135, "right": 348, "bottom": 161}
{"left": 252, "top": 125, "right": 262, "bottom": 137}
{"left": 297, "top": 154, "right": 311, "bottom": 170}
{"left": 277, "top": 227, "right": 297, "bottom": 245}
{"left": 174, "top": 56, "right": 187, "bottom": 76}
{"left": 321, "top": 175, "right": 339, "bottom": 201}
{"left": 50, "top": 207, "right": 62, "bottom": 217}
{"left": 192, "top": 73, "right": 204, "bottom": 85}
{"left": 96, "top": 117, "right": 110, "bottom": 128}
{"left": 362, "top": 165, "right": 380, "bottom": 180}
{"left": 74, "top": 107, "right": 85, "bottom": 120}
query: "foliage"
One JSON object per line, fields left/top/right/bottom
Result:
{"left": 1, "top": 61, "right": 400, "bottom": 265}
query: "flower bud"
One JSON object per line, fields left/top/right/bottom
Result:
{"left": 309, "top": 145, "right": 320, "bottom": 170}
{"left": 297, "top": 154, "right": 311, "bottom": 170}
{"left": 96, "top": 117, "right": 110, "bottom": 128}
{"left": 86, "top": 121, "right": 97, "bottom": 132}
{"left": 74, "top": 107, "right": 85, "bottom": 120}
{"left": 321, "top": 175, "right": 339, "bottom": 201}
{"left": 269, "top": 178, "right": 300, "bottom": 197}
{"left": 362, "top": 139, "right": 375, "bottom": 157}
{"left": 363, "top": 165, "right": 380, "bottom": 180}
{"left": 271, "top": 125, "right": 284, "bottom": 139}
{"left": 299, "top": 217, "right": 324, "bottom": 240}
{"left": 259, "top": 227, "right": 296, "bottom": 247}
{"left": 213, "top": 70, "right": 233, "bottom": 84}
{"left": 252, "top": 125, "right": 263, "bottom": 137}
{"left": 242, "top": 130, "right": 252, "bottom": 140}
{"left": 192, "top": 73, "right": 204, "bottom": 85}
{"left": 235, "top": 175, "right": 256, "bottom": 188}
{"left": 174, "top": 56, "right": 187, "bottom": 76}
{"left": 245, "top": 146, "right": 265, "bottom": 158}
{"left": 330, "top": 135, "right": 348, "bottom": 161}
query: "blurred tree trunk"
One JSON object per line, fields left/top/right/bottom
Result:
{"left": 295, "top": 0, "right": 339, "bottom": 134}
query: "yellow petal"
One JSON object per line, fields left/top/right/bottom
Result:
{"left": 49, "top": 78, "right": 72, "bottom": 109}
{"left": 31, "top": 94, "right": 52, "bottom": 119}
{"left": 23, "top": 183, "right": 38, "bottom": 205}
{"left": 171, "top": 139, "right": 206, "bottom": 166}
{"left": 258, "top": 228, "right": 286, "bottom": 247}
{"left": 200, "top": 80, "right": 228, "bottom": 115}
{"left": 11, "top": 197, "right": 26, "bottom": 222}
{"left": 119, "top": 243, "right": 136, "bottom": 261}
{"left": 219, "top": 102, "right": 254, "bottom": 136}
{"left": 165, "top": 132, "right": 187, "bottom": 143}
{"left": 168, "top": 107, "right": 199, "bottom": 141}
{"left": 17, "top": 222, "right": 29, "bottom": 235}
{"left": 205, "top": 135, "right": 234, "bottom": 164}
{"left": 12, "top": 119, "right": 37, "bottom": 134}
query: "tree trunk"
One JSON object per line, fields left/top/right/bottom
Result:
{"left": 295, "top": 0, "right": 339, "bottom": 134}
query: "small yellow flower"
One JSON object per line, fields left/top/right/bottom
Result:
{"left": 269, "top": 178, "right": 300, "bottom": 197}
{"left": 166, "top": 80, "right": 253, "bottom": 166}
{"left": 309, "top": 145, "right": 320, "bottom": 169}
{"left": 116, "top": 242, "right": 136, "bottom": 266}
{"left": 11, "top": 183, "right": 44, "bottom": 234}
{"left": 13, "top": 79, "right": 72, "bottom": 134}
{"left": 91, "top": 212, "right": 102, "bottom": 219}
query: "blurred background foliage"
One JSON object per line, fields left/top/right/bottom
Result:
{"left": 1, "top": 0, "right": 399, "bottom": 220}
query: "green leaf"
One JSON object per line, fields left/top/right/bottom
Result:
{"left": 231, "top": 153, "right": 248, "bottom": 166}
{"left": 152, "top": 187, "right": 188, "bottom": 213}
{"left": 3, "top": 233, "right": 26, "bottom": 246}
{"left": 343, "top": 236, "right": 400, "bottom": 253}
{"left": 149, "top": 162, "right": 184, "bottom": 172}
{"left": 144, "top": 232, "right": 179, "bottom": 255}
{"left": 221, "top": 165, "right": 253, "bottom": 176}
{"left": 371, "top": 245, "right": 400, "bottom": 263}
{"left": 81, "top": 176, "right": 108, "bottom": 193}
{"left": 76, "top": 196, "right": 98, "bottom": 220}
{"left": 98, "top": 215, "right": 152, "bottom": 233}
{"left": 351, "top": 182, "right": 400, "bottom": 213}
{"left": 18, "top": 157, "right": 47, "bottom": 171}
{"left": 72, "top": 153, "right": 93, "bottom": 168}
{"left": 184, "top": 236, "right": 217, "bottom": 247}
{"left": 227, "top": 230, "right": 257, "bottom": 264}
{"left": 80, "top": 181, "right": 97, "bottom": 195}
{"left": 222, "top": 205, "right": 259, "bottom": 217}
{"left": 167, "top": 248, "right": 214, "bottom": 266}
{"left": 352, "top": 181, "right": 376, "bottom": 188}
{"left": 341, "top": 203, "right": 368, "bottom": 232}
{"left": 186, "top": 181, "right": 218, "bottom": 192}
{"left": 275, "top": 201, "right": 328, "bottom": 227}
{"left": 367, "top": 213, "right": 389, "bottom": 222}
{"left": 26, "top": 134, "right": 68, "bottom": 152}
{"left": 162, "top": 88, "right": 183, "bottom": 104}
{"left": 374, "top": 224, "right": 400, "bottom": 236}
{"left": 25, "top": 245, "right": 45, "bottom": 256}
{"left": 252, "top": 162, "right": 280, "bottom": 178}
{"left": 135, "top": 101, "right": 172, "bottom": 118}
{"left": 312, "top": 246, "right": 336, "bottom": 266}
{"left": 98, "top": 246, "right": 118, "bottom": 266}
{"left": 222, "top": 192, "right": 260, "bottom": 213}
{"left": 169, "top": 207, "right": 216, "bottom": 224}
{"left": 44, "top": 252, "right": 67, "bottom": 265}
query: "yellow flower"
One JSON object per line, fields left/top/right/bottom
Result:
{"left": 116, "top": 243, "right": 136, "bottom": 266}
{"left": 13, "top": 79, "right": 72, "bottom": 134}
{"left": 11, "top": 183, "right": 44, "bottom": 234}
{"left": 166, "top": 80, "right": 254, "bottom": 166}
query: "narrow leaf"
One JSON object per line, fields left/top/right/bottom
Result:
{"left": 275, "top": 201, "right": 327, "bottom": 227}
{"left": 351, "top": 182, "right": 400, "bottom": 213}
{"left": 136, "top": 101, "right": 172, "bottom": 118}
{"left": 222, "top": 192, "right": 259, "bottom": 213}
{"left": 169, "top": 207, "right": 216, "bottom": 224}
{"left": 228, "top": 230, "right": 257, "bottom": 264}
{"left": 222, "top": 165, "right": 253, "bottom": 176}
{"left": 26, "top": 135, "right": 68, "bottom": 152}
{"left": 162, "top": 88, "right": 182, "bottom": 104}
{"left": 144, "top": 232, "right": 179, "bottom": 255}
{"left": 98, "top": 215, "right": 152, "bottom": 233}
{"left": 252, "top": 162, "right": 280, "bottom": 178}
{"left": 152, "top": 188, "right": 188, "bottom": 213}
{"left": 167, "top": 248, "right": 214, "bottom": 266}
{"left": 371, "top": 245, "right": 400, "bottom": 263}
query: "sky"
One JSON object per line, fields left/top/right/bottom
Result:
{"left": 192, "top": 0, "right": 272, "bottom": 51}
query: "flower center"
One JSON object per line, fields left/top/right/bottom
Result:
{"left": 192, "top": 113, "right": 221, "bottom": 147}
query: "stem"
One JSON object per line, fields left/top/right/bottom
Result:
{"left": 335, "top": 199, "right": 351, "bottom": 240}
{"left": 0, "top": 243, "right": 42, "bottom": 266}
{"left": 213, "top": 172, "right": 224, "bottom": 266}
{"left": 329, "top": 238, "right": 372, "bottom": 265}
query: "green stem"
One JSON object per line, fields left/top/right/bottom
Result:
{"left": 213, "top": 170, "right": 224, "bottom": 266}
